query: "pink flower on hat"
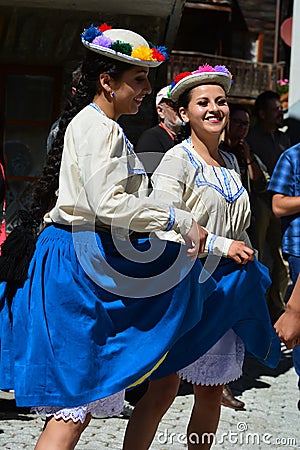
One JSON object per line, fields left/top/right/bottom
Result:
{"left": 193, "top": 64, "right": 215, "bottom": 74}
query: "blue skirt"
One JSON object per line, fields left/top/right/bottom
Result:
{"left": 0, "top": 224, "right": 216, "bottom": 407}
{"left": 151, "top": 257, "right": 281, "bottom": 380}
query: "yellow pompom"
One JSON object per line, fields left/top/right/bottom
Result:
{"left": 131, "top": 46, "right": 155, "bottom": 61}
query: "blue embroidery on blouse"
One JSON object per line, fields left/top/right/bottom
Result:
{"left": 165, "top": 205, "right": 175, "bottom": 231}
{"left": 220, "top": 150, "right": 238, "bottom": 172}
{"left": 182, "top": 139, "right": 245, "bottom": 203}
{"left": 90, "top": 102, "right": 103, "bottom": 115}
{"left": 90, "top": 103, "right": 146, "bottom": 177}
{"left": 181, "top": 144, "right": 202, "bottom": 187}
{"left": 220, "top": 151, "right": 240, "bottom": 192}
{"left": 220, "top": 167, "right": 232, "bottom": 198}
{"left": 208, "top": 234, "right": 217, "bottom": 253}
{"left": 127, "top": 162, "right": 147, "bottom": 176}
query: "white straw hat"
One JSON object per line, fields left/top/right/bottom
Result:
{"left": 81, "top": 23, "right": 168, "bottom": 68}
{"left": 170, "top": 64, "right": 233, "bottom": 102}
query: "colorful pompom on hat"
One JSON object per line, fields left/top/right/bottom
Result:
{"left": 170, "top": 64, "right": 233, "bottom": 102}
{"left": 81, "top": 23, "right": 168, "bottom": 68}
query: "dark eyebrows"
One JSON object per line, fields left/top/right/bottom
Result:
{"left": 195, "top": 95, "right": 227, "bottom": 101}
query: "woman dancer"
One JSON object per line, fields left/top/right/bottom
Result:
{"left": 123, "top": 64, "right": 280, "bottom": 450}
{"left": 0, "top": 25, "right": 217, "bottom": 450}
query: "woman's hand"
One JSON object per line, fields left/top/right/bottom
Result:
{"left": 183, "top": 219, "right": 208, "bottom": 261}
{"left": 274, "top": 307, "right": 300, "bottom": 349}
{"left": 227, "top": 240, "right": 254, "bottom": 264}
{"left": 239, "top": 139, "right": 251, "bottom": 161}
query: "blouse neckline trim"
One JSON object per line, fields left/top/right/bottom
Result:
{"left": 186, "top": 137, "right": 231, "bottom": 169}
{"left": 90, "top": 102, "right": 107, "bottom": 117}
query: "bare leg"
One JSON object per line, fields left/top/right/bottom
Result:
{"left": 122, "top": 374, "right": 180, "bottom": 450}
{"left": 35, "top": 413, "right": 91, "bottom": 450}
{"left": 187, "top": 384, "right": 223, "bottom": 450}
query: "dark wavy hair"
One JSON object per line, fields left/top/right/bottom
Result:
{"left": 174, "top": 84, "right": 230, "bottom": 144}
{"left": 0, "top": 51, "right": 133, "bottom": 286}
{"left": 173, "top": 88, "right": 193, "bottom": 144}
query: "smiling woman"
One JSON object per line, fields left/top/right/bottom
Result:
{"left": 0, "top": 23, "right": 216, "bottom": 450}
{"left": 122, "top": 64, "right": 280, "bottom": 450}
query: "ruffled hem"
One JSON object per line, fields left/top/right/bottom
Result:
{"left": 31, "top": 390, "right": 125, "bottom": 424}
{"left": 178, "top": 368, "right": 243, "bottom": 386}
{"left": 177, "top": 331, "right": 245, "bottom": 385}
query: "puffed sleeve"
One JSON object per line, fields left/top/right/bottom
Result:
{"left": 70, "top": 117, "right": 192, "bottom": 235}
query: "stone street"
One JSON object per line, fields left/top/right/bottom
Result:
{"left": 0, "top": 347, "right": 299, "bottom": 449}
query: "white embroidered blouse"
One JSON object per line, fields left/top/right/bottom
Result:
{"left": 44, "top": 104, "right": 192, "bottom": 236}
{"left": 151, "top": 138, "right": 252, "bottom": 257}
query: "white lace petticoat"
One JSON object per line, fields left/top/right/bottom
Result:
{"left": 32, "top": 390, "right": 125, "bottom": 423}
{"left": 178, "top": 329, "right": 245, "bottom": 385}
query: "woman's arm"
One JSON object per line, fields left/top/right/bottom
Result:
{"left": 151, "top": 149, "right": 254, "bottom": 263}
{"left": 63, "top": 117, "right": 206, "bottom": 259}
{"left": 71, "top": 120, "right": 193, "bottom": 236}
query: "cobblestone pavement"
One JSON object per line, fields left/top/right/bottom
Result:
{"left": 0, "top": 347, "right": 299, "bottom": 449}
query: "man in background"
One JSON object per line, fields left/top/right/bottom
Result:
{"left": 135, "top": 85, "right": 182, "bottom": 175}
{"left": 269, "top": 142, "right": 300, "bottom": 409}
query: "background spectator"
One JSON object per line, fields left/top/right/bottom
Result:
{"left": 269, "top": 142, "right": 300, "bottom": 409}
{"left": 135, "top": 85, "right": 182, "bottom": 175}
{"left": 246, "top": 90, "right": 291, "bottom": 324}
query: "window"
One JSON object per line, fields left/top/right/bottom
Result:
{"left": 0, "top": 65, "right": 61, "bottom": 228}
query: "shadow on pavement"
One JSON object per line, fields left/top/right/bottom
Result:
{"left": 0, "top": 396, "right": 32, "bottom": 421}
{"left": 229, "top": 346, "right": 294, "bottom": 396}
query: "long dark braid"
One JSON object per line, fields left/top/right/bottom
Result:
{"left": 0, "top": 51, "right": 132, "bottom": 286}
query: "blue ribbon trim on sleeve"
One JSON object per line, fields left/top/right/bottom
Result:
{"left": 165, "top": 205, "right": 175, "bottom": 231}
